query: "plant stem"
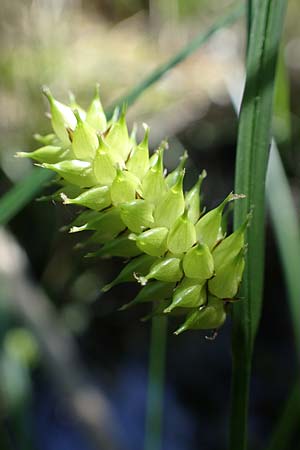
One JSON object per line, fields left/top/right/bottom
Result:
{"left": 144, "top": 314, "right": 168, "bottom": 450}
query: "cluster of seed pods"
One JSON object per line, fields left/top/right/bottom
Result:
{"left": 17, "top": 86, "right": 248, "bottom": 335}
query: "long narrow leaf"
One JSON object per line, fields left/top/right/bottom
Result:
{"left": 230, "top": 1, "right": 287, "bottom": 449}
{"left": 0, "top": 168, "right": 53, "bottom": 226}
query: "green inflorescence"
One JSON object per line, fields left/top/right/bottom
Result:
{"left": 17, "top": 86, "right": 249, "bottom": 335}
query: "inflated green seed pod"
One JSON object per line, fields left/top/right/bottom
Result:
{"left": 33, "top": 133, "right": 57, "bottom": 146}
{"left": 182, "top": 243, "right": 214, "bottom": 281}
{"left": 105, "top": 106, "right": 131, "bottom": 163}
{"left": 164, "top": 279, "right": 206, "bottom": 312}
{"left": 93, "top": 136, "right": 117, "bottom": 186}
{"left": 69, "top": 92, "right": 87, "bottom": 121}
{"left": 167, "top": 209, "right": 196, "bottom": 254}
{"left": 119, "top": 199, "right": 154, "bottom": 233}
{"left": 86, "top": 84, "right": 107, "bottom": 132}
{"left": 126, "top": 125, "right": 150, "bottom": 179}
{"left": 185, "top": 169, "right": 207, "bottom": 223}
{"left": 102, "top": 254, "right": 157, "bottom": 292}
{"left": 61, "top": 185, "right": 111, "bottom": 211}
{"left": 195, "top": 193, "right": 234, "bottom": 249}
{"left": 136, "top": 256, "right": 183, "bottom": 285}
{"left": 208, "top": 249, "right": 245, "bottom": 299}
{"left": 110, "top": 168, "right": 141, "bottom": 205}
{"left": 72, "top": 110, "right": 99, "bottom": 161}
{"left": 154, "top": 170, "right": 185, "bottom": 228}
{"left": 142, "top": 147, "right": 168, "bottom": 204}
{"left": 130, "top": 227, "right": 169, "bottom": 257}
{"left": 120, "top": 281, "right": 175, "bottom": 310}
{"left": 16, "top": 145, "right": 70, "bottom": 164}
{"left": 41, "top": 160, "right": 97, "bottom": 187}
{"left": 43, "top": 87, "right": 76, "bottom": 146}
{"left": 174, "top": 295, "right": 226, "bottom": 335}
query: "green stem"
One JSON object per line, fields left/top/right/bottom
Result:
{"left": 144, "top": 315, "right": 168, "bottom": 450}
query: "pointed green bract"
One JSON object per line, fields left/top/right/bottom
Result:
{"left": 43, "top": 87, "right": 76, "bottom": 146}
{"left": 174, "top": 296, "right": 226, "bottom": 335}
{"left": 102, "top": 254, "right": 156, "bottom": 292}
{"left": 120, "top": 281, "right": 175, "bottom": 310}
{"left": 105, "top": 107, "right": 131, "bottom": 162}
{"left": 131, "top": 227, "right": 169, "bottom": 257}
{"left": 208, "top": 249, "right": 245, "bottom": 299}
{"left": 41, "top": 160, "right": 97, "bottom": 187}
{"left": 126, "top": 125, "right": 150, "bottom": 179}
{"left": 183, "top": 243, "right": 214, "bottom": 281}
{"left": 185, "top": 170, "right": 207, "bottom": 223}
{"left": 86, "top": 84, "right": 107, "bottom": 132}
{"left": 119, "top": 199, "right": 154, "bottom": 233}
{"left": 137, "top": 256, "right": 183, "bottom": 285}
{"left": 72, "top": 110, "right": 99, "bottom": 161}
{"left": 93, "top": 136, "right": 117, "bottom": 185}
{"left": 87, "top": 235, "right": 141, "bottom": 258}
{"left": 167, "top": 210, "right": 196, "bottom": 254}
{"left": 142, "top": 148, "right": 168, "bottom": 204}
{"left": 16, "top": 146, "right": 70, "bottom": 164}
{"left": 61, "top": 185, "right": 111, "bottom": 211}
{"left": 165, "top": 281, "right": 206, "bottom": 312}
{"left": 154, "top": 170, "right": 185, "bottom": 228}
{"left": 110, "top": 168, "right": 141, "bottom": 205}
{"left": 166, "top": 150, "right": 188, "bottom": 187}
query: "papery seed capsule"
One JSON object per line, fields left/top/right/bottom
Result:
{"left": 61, "top": 185, "right": 111, "bottom": 211}
{"left": 105, "top": 106, "right": 131, "bottom": 162}
{"left": 43, "top": 87, "right": 76, "bottom": 146}
{"left": 72, "top": 110, "right": 99, "bottom": 161}
{"left": 120, "top": 281, "right": 175, "bottom": 310}
{"left": 166, "top": 151, "right": 188, "bottom": 187}
{"left": 185, "top": 169, "right": 207, "bottom": 224}
{"left": 16, "top": 146, "right": 71, "bottom": 164}
{"left": 136, "top": 256, "right": 183, "bottom": 285}
{"left": 195, "top": 193, "right": 234, "bottom": 249}
{"left": 119, "top": 199, "right": 154, "bottom": 233}
{"left": 174, "top": 295, "right": 226, "bottom": 335}
{"left": 167, "top": 209, "right": 196, "bottom": 254}
{"left": 165, "top": 279, "right": 206, "bottom": 312}
{"left": 154, "top": 170, "right": 185, "bottom": 228}
{"left": 126, "top": 125, "right": 150, "bottom": 179}
{"left": 68, "top": 209, "right": 100, "bottom": 228}
{"left": 86, "top": 84, "right": 107, "bottom": 132}
{"left": 102, "top": 254, "right": 157, "bottom": 292}
{"left": 129, "top": 123, "right": 137, "bottom": 147}
{"left": 182, "top": 243, "right": 214, "bottom": 281}
{"left": 142, "top": 147, "right": 168, "bottom": 204}
{"left": 86, "top": 235, "right": 141, "bottom": 258}
{"left": 93, "top": 136, "right": 117, "bottom": 185}
{"left": 41, "top": 160, "right": 97, "bottom": 187}
{"left": 130, "top": 227, "right": 169, "bottom": 257}
{"left": 208, "top": 249, "right": 245, "bottom": 299}
{"left": 37, "top": 184, "right": 82, "bottom": 204}
{"left": 110, "top": 168, "right": 141, "bottom": 205}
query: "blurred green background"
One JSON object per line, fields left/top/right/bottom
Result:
{"left": 1, "top": 1, "right": 300, "bottom": 450}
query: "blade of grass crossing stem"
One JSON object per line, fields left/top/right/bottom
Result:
{"left": 107, "top": 2, "right": 245, "bottom": 117}
{"left": 230, "top": 1, "right": 287, "bottom": 450}
{"left": 0, "top": 168, "right": 53, "bottom": 226}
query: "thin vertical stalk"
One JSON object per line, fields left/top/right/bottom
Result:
{"left": 144, "top": 315, "right": 167, "bottom": 450}
{"left": 229, "top": 1, "right": 287, "bottom": 449}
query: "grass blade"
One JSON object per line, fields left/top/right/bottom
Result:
{"left": 230, "top": 1, "right": 287, "bottom": 449}
{"left": 0, "top": 168, "right": 53, "bottom": 226}
{"left": 107, "top": 2, "right": 245, "bottom": 116}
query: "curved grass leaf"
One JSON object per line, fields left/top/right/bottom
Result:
{"left": 230, "top": 1, "right": 288, "bottom": 449}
